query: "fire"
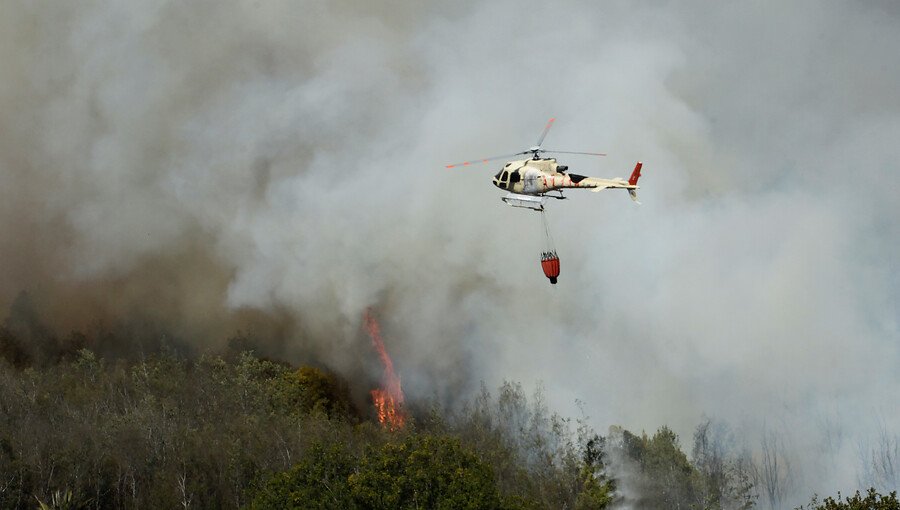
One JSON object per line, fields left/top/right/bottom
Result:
{"left": 363, "top": 309, "right": 406, "bottom": 430}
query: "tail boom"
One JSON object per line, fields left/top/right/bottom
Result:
{"left": 586, "top": 161, "right": 643, "bottom": 203}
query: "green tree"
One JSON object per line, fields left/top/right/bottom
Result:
{"left": 692, "top": 419, "right": 755, "bottom": 510}
{"left": 272, "top": 366, "right": 356, "bottom": 420}
{"left": 249, "top": 443, "right": 357, "bottom": 510}
{"left": 643, "top": 427, "right": 699, "bottom": 509}
{"left": 797, "top": 488, "right": 900, "bottom": 510}
{"left": 348, "top": 434, "right": 507, "bottom": 510}
{"left": 609, "top": 426, "right": 701, "bottom": 510}
{"left": 574, "top": 436, "right": 615, "bottom": 510}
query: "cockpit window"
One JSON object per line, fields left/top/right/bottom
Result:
{"left": 500, "top": 171, "right": 509, "bottom": 182}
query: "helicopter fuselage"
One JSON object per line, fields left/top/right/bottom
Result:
{"left": 492, "top": 158, "right": 613, "bottom": 195}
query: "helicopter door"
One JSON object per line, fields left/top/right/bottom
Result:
{"left": 522, "top": 168, "right": 541, "bottom": 194}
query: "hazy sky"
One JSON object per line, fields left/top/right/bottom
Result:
{"left": 2, "top": 1, "right": 899, "bottom": 506}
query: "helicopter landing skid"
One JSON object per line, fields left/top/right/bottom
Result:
{"left": 541, "top": 191, "right": 567, "bottom": 200}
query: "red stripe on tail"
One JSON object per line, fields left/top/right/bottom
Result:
{"left": 628, "top": 161, "right": 643, "bottom": 186}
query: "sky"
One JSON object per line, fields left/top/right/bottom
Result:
{"left": 1, "top": 1, "right": 899, "bottom": 506}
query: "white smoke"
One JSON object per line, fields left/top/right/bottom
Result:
{"left": 1, "top": 1, "right": 899, "bottom": 506}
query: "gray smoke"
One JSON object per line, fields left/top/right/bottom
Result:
{"left": 2, "top": 1, "right": 899, "bottom": 506}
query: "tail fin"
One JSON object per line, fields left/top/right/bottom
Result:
{"left": 628, "top": 161, "right": 642, "bottom": 203}
{"left": 628, "top": 161, "right": 642, "bottom": 186}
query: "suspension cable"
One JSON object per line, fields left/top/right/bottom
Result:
{"left": 540, "top": 209, "right": 556, "bottom": 254}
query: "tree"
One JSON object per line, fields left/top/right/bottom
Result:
{"left": 349, "top": 434, "right": 507, "bottom": 510}
{"left": 574, "top": 435, "right": 615, "bottom": 510}
{"left": 692, "top": 419, "right": 755, "bottom": 510}
{"left": 248, "top": 443, "right": 357, "bottom": 510}
{"left": 796, "top": 488, "right": 900, "bottom": 510}
{"left": 754, "top": 428, "right": 795, "bottom": 510}
{"left": 444, "top": 381, "right": 589, "bottom": 508}
{"left": 0, "top": 326, "right": 30, "bottom": 367}
{"left": 859, "top": 428, "right": 900, "bottom": 491}
{"left": 272, "top": 366, "right": 356, "bottom": 420}
{"left": 642, "top": 427, "right": 699, "bottom": 509}
{"left": 607, "top": 426, "right": 701, "bottom": 510}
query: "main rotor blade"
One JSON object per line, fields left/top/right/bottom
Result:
{"left": 534, "top": 117, "right": 556, "bottom": 148}
{"left": 541, "top": 149, "right": 607, "bottom": 157}
{"left": 445, "top": 151, "right": 528, "bottom": 169}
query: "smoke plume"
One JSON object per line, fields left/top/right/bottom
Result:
{"left": 2, "top": 1, "right": 899, "bottom": 506}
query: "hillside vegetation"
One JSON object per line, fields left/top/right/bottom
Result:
{"left": 0, "top": 316, "right": 894, "bottom": 509}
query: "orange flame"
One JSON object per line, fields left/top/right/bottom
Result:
{"left": 364, "top": 309, "right": 405, "bottom": 430}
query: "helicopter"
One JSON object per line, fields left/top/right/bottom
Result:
{"left": 446, "top": 118, "right": 643, "bottom": 211}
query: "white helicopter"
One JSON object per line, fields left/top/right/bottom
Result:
{"left": 447, "top": 118, "right": 643, "bottom": 211}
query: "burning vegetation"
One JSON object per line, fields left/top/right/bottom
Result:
{"left": 364, "top": 309, "right": 406, "bottom": 430}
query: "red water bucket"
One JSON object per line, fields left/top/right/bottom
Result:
{"left": 540, "top": 252, "right": 560, "bottom": 284}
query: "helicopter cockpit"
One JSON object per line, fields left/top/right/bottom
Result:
{"left": 492, "top": 170, "right": 507, "bottom": 189}
{"left": 493, "top": 165, "right": 521, "bottom": 190}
